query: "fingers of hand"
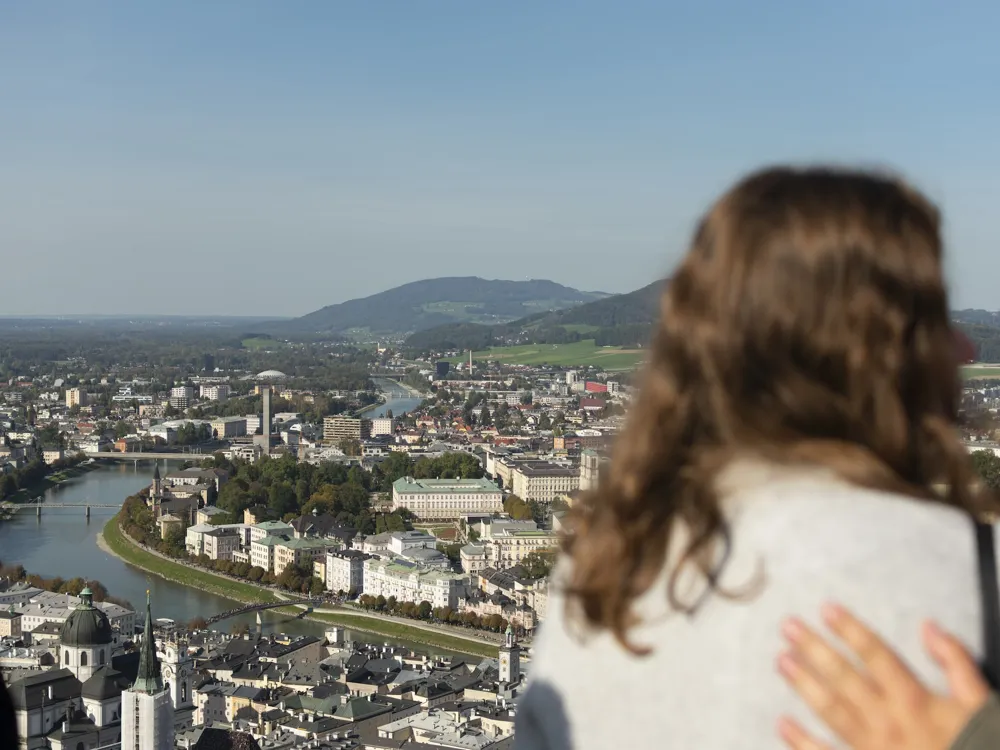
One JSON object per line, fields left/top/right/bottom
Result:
{"left": 778, "top": 650, "right": 862, "bottom": 743}
{"left": 782, "top": 617, "right": 877, "bottom": 710}
{"left": 822, "top": 603, "right": 920, "bottom": 698}
{"left": 922, "top": 621, "right": 990, "bottom": 709}
{"left": 777, "top": 717, "right": 836, "bottom": 750}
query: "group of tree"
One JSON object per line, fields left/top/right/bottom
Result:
{"left": 0, "top": 453, "right": 88, "bottom": 502}
{"left": 0, "top": 560, "right": 132, "bottom": 610}
{"left": 355, "top": 594, "right": 510, "bottom": 633}
{"left": 120, "top": 493, "right": 326, "bottom": 596}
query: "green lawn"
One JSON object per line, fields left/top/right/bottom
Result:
{"left": 241, "top": 337, "right": 280, "bottom": 350}
{"left": 102, "top": 516, "right": 281, "bottom": 604}
{"left": 307, "top": 611, "right": 495, "bottom": 658}
{"left": 963, "top": 365, "right": 1000, "bottom": 380}
{"left": 448, "top": 339, "right": 644, "bottom": 370}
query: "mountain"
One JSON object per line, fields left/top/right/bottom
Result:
{"left": 404, "top": 280, "right": 664, "bottom": 352}
{"left": 274, "top": 278, "right": 608, "bottom": 335}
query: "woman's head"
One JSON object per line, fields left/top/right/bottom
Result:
{"left": 566, "top": 166, "right": 985, "bottom": 650}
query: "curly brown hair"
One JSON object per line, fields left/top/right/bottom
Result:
{"left": 564, "top": 166, "right": 990, "bottom": 653}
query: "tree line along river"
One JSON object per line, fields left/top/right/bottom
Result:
{"left": 0, "top": 462, "right": 460, "bottom": 656}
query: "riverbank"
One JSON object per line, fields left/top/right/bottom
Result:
{"left": 100, "top": 515, "right": 498, "bottom": 658}
{"left": 3, "top": 461, "right": 101, "bottom": 505}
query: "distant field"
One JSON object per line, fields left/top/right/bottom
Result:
{"left": 241, "top": 336, "right": 279, "bottom": 350}
{"left": 963, "top": 365, "right": 1000, "bottom": 380}
{"left": 450, "top": 339, "right": 644, "bottom": 370}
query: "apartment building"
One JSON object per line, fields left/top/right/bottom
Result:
{"left": 12, "top": 591, "right": 135, "bottom": 644}
{"left": 210, "top": 416, "right": 247, "bottom": 439}
{"left": 370, "top": 417, "right": 395, "bottom": 437}
{"left": 509, "top": 461, "right": 580, "bottom": 503}
{"left": 392, "top": 476, "right": 503, "bottom": 520}
{"left": 205, "top": 528, "right": 241, "bottom": 561}
{"left": 273, "top": 537, "right": 338, "bottom": 576}
{"left": 169, "top": 385, "right": 195, "bottom": 409}
{"left": 323, "top": 416, "right": 371, "bottom": 444}
{"left": 250, "top": 537, "right": 282, "bottom": 573}
{"left": 65, "top": 388, "right": 87, "bottom": 408}
{"left": 487, "top": 528, "right": 560, "bottom": 568}
{"left": 362, "top": 558, "right": 466, "bottom": 609}
{"left": 200, "top": 384, "right": 231, "bottom": 402}
{"left": 324, "top": 550, "right": 368, "bottom": 595}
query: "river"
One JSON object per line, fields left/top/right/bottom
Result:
{"left": 368, "top": 377, "right": 424, "bottom": 417}
{"left": 0, "top": 461, "right": 466, "bottom": 656}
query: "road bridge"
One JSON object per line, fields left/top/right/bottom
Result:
{"left": 90, "top": 451, "right": 212, "bottom": 462}
{"left": 1, "top": 502, "right": 122, "bottom": 519}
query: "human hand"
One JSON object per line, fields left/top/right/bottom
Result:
{"left": 776, "top": 603, "right": 990, "bottom": 750}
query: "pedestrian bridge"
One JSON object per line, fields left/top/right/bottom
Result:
{"left": 205, "top": 598, "right": 325, "bottom": 626}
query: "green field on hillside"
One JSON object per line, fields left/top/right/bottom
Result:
{"left": 450, "top": 339, "right": 644, "bottom": 370}
{"left": 963, "top": 366, "right": 1000, "bottom": 380}
{"left": 241, "top": 337, "right": 281, "bottom": 350}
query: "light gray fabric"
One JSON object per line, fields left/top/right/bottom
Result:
{"left": 517, "top": 460, "right": 992, "bottom": 750}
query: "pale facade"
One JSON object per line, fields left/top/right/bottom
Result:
{"left": 325, "top": 550, "right": 367, "bottom": 594}
{"left": 509, "top": 461, "right": 580, "bottom": 503}
{"left": 362, "top": 558, "right": 465, "bottom": 609}
{"left": 392, "top": 476, "right": 503, "bottom": 520}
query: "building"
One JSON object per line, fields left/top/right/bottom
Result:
{"left": 323, "top": 416, "right": 371, "bottom": 444}
{"left": 209, "top": 416, "right": 247, "bottom": 439}
{"left": 58, "top": 588, "right": 114, "bottom": 683}
{"left": 325, "top": 550, "right": 368, "bottom": 595}
{"left": 392, "top": 476, "right": 503, "bottom": 520}
{"left": 499, "top": 624, "right": 521, "bottom": 684}
{"left": 121, "top": 594, "right": 175, "bottom": 750}
{"left": 65, "top": 388, "right": 87, "bottom": 408}
{"left": 510, "top": 461, "right": 580, "bottom": 503}
{"left": 169, "top": 386, "right": 195, "bottom": 410}
{"left": 0, "top": 609, "right": 22, "bottom": 639}
{"left": 579, "top": 448, "right": 600, "bottom": 492}
{"left": 460, "top": 544, "right": 488, "bottom": 576}
{"left": 371, "top": 417, "right": 395, "bottom": 437}
{"left": 13, "top": 590, "right": 135, "bottom": 645}
{"left": 199, "top": 384, "right": 230, "bottom": 402}
{"left": 254, "top": 385, "right": 274, "bottom": 450}
{"left": 362, "top": 558, "right": 466, "bottom": 609}
{"left": 273, "top": 537, "right": 337, "bottom": 576}
{"left": 250, "top": 536, "right": 282, "bottom": 573}
{"left": 487, "top": 527, "right": 560, "bottom": 569}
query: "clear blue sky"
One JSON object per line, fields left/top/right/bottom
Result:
{"left": 2, "top": 2, "right": 999, "bottom": 316}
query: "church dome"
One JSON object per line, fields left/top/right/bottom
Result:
{"left": 60, "top": 588, "right": 113, "bottom": 646}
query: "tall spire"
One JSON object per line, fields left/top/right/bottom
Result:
{"left": 132, "top": 590, "right": 163, "bottom": 694}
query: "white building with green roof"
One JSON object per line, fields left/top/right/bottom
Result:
{"left": 392, "top": 476, "right": 502, "bottom": 520}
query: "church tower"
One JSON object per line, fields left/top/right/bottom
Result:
{"left": 121, "top": 592, "right": 174, "bottom": 750}
{"left": 498, "top": 624, "right": 521, "bottom": 684}
{"left": 151, "top": 464, "right": 162, "bottom": 517}
{"left": 161, "top": 633, "right": 194, "bottom": 714}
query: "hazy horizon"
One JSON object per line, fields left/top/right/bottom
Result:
{"left": 4, "top": 3, "right": 1000, "bottom": 316}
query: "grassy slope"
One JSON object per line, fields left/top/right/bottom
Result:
{"left": 448, "top": 339, "right": 644, "bottom": 370}
{"left": 102, "top": 516, "right": 494, "bottom": 656}
{"left": 963, "top": 365, "right": 1000, "bottom": 380}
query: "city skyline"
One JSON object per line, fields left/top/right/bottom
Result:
{"left": 3, "top": 2, "right": 1000, "bottom": 315}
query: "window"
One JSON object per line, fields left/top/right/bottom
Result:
{"left": 99, "top": 649, "right": 105, "bottom": 665}
{"left": 80, "top": 651, "right": 88, "bottom": 666}
{"left": 64, "top": 650, "right": 70, "bottom": 664}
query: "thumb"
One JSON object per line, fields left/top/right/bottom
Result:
{"left": 922, "top": 621, "right": 990, "bottom": 708}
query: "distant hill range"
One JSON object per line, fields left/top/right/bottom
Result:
{"left": 404, "top": 280, "right": 664, "bottom": 352}
{"left": 270, "top": 278, "right": 609, "bottom": 335}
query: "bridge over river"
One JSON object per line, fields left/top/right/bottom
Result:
{"left": 205, "top": 598, "right": 325, "bottom": 626}
{"left": 1, "top": 501, "right": 122, "bottom": 518}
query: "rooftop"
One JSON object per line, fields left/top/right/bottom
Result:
{"left": 393, "top": 476, "right": 499, "bottom": 494}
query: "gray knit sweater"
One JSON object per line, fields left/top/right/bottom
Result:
{"left": 516, "top": 460, "right": 993, "bottom": 750}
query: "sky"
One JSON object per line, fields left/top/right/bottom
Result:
{"left": 2, "top": 1, "right": 999, "bottom": 317}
